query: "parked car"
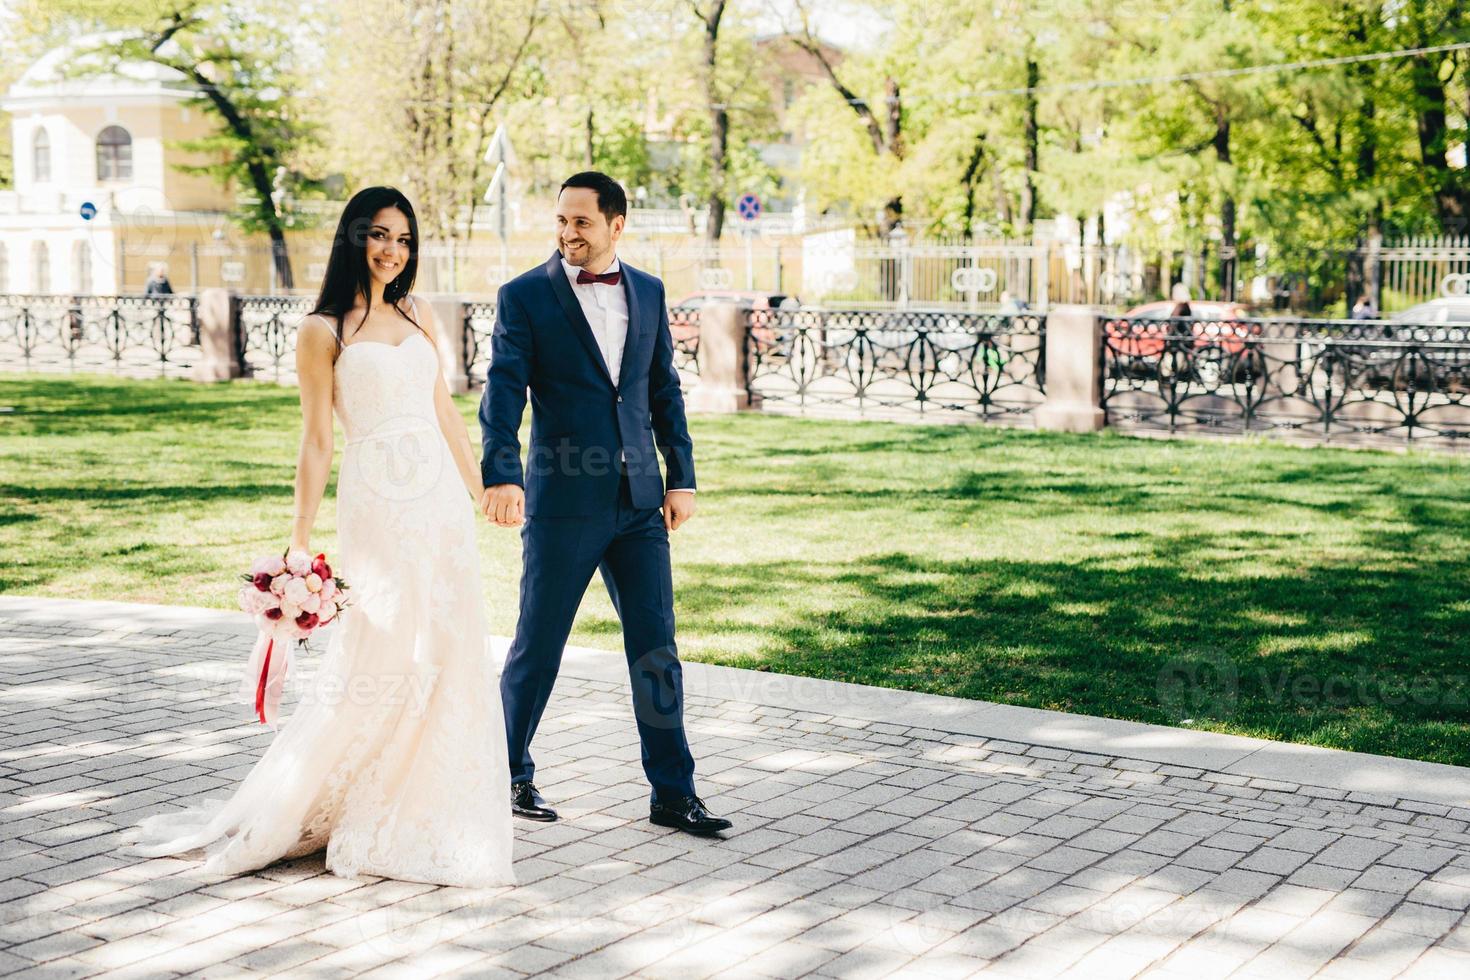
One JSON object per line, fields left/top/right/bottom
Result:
{"left": 1390, "top": 296, "right": 1470, "bottom": 326}
{"left": 1292, "top": 298, "right": 1470, "bottom": 392}
{"left": 1104, "top": 300, "right": 1259, "bottom": 385}
{"left": 1364, "top": 297, "right": 1470, "bottom": 389}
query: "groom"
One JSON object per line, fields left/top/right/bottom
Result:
{"left": 478, "top": 171, "right": 732, "bottom": 837}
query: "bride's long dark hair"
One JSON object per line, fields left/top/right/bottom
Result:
{"left": 311, "top": 185, "right": 424, "bottom": 349}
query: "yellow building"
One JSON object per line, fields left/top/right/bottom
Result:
{"left": 0, "top": 33, "right": 226, "bottom": 295}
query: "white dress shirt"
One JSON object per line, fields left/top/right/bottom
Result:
{"left": 560, "top": 254, "right": 629, "bottom": 387}
{"left": 560, "top": 253, "right": 694, "bottom": 495}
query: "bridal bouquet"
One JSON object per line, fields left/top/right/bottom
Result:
{"left": 237, "top": 549, "right": 352, "bottom": 728}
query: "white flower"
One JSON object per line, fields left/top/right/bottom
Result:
{"left": 284, "top": 578, "right": 311, "bottom": 604}
{"left": 285, "top": 550, "right": 312, "bottom": 576}
{"left": 305, "top": 573, "right": 323, "bottom": 592}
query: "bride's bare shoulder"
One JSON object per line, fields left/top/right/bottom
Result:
{"left": 297, "top": 311, "right": 340, "bottom": 345}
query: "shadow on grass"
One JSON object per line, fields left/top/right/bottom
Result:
{"left": 665, "top": 543, "right": 1470, "bottom": 766}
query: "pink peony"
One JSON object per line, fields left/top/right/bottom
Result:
{"left": 295, "top": 611, "right": 319, "bottom": 631}
{"left": 252, "top": 571, "right": 273, "bottom": 592}
{"left": 284, "top": 578, "right": 310, "bottom": 605}
{"left": 301, "top": 594, "right": 321, "bottom": 614}
{"left": 317, "top": 600, "right": 338, "bottom": 623}
{"left": 285, "top": 550, "right": 312, "bottom": 576}
{"left": 311, "top": 554, "right": 332, "bottom": 580}
{"left": 270, "top": 574, "right": 288, "bottom": 596}
{"left": 305, "top": 573, "right": 322, "bottom": 592}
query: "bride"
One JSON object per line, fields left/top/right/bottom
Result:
{"left": 129, "top": 186, "right": 515, "bottom": 888}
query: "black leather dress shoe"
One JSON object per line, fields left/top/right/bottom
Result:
{"left": 650, "top": 795, "right": 733, "bottom": 836}
{"left": 511, "top": 781, "right": 558, "bottom": 821}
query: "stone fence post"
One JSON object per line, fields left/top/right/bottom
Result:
{"left": 1034, "top": 304, "right": 1105, "bottom": 432}
{"left": 427, "top": 294, "right": 470, "bottom": 394}
{"left": 191, "top": 288, "right": 243, "bottom": 382}
{"left": 685, "top": 301, "right": 751, "bottom": 414}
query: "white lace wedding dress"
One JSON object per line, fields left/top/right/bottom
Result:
{"left": 130, "top": 319, "right": 515, "bottom": 888}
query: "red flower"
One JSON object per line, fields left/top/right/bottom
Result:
{"left": 311, "top": 554, "right": 332, "bottom": 580}
{"left": 252, "top": 572, "right": 273, "bottom": 592}
{"left": 264, "top": 607, "right": 283, "bottom": 620}
{"left": 296, "top": 611, "right": 319, "bottom": 630}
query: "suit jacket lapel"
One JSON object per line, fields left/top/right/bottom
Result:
{"left": 543, "top": 251, "right": 615, "bottom": 389}
{"left": 616, "top": 262, "right": 644, "bottom": 393}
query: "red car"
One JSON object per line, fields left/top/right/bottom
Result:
{"left": 1105, "top": 300, "right": 1263, "bottom": 384}
{"left": 1106, "top": 300, "right": 1254, "bottom": 356}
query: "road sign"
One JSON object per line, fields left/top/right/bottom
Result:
{"left": 79, "top": 201, "right": 97, "bottom": 221}
{"left": 736, "top": 193, "right": 761, "bottom": 222}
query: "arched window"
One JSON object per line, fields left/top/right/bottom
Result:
{"left": 73, "top": 241, "right": 92, "bottom": 294}
{"left": 32, "top": 241, "right": 50, "bottom": 294}
{"left": 33, "top": 129, "right": 51, "bottom": 183}
{"left": 96, "top": 125, "right": 133, "bottom": 182}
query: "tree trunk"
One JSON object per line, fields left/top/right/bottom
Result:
{"left": 702, "top": 0, "right": 729, "bottom": 246}
{"left": 960, "top": 135, "right": 985, "bottom": 241}
{"left": 585, "top": 106, "right": 596, "bottom": 167}
{"left": 1412, "top": 53, "right": 1470, "bottom": 229}
{"left": 1019, "top": 54, "right": 1039, "bottom": 236}
{"left": 1213, "top": 112, "right": 1235, "bottom": 300}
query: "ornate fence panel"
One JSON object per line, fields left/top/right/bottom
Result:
{"left": 1101, "top": 315, "right": 1470, "bottom": 447}
{"left": 237, "top": 296, "right": 313, "bottom": 384}
{"left": 0, "top": 294, "right": 199, "bottom": 379}
{"left": 463, "top": 301, "right": 495, "bottom": 388}
{"left": 744, "top": 309, "right": 1046, "bottom": 422}
{"left": 460, "top": 302, "right": 700, "bottom": 392}
{"left": 668, "top": 306, "right": 700, "bottom": 389}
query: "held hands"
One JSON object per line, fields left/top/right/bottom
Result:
{"left": 663, "top": 491, "right": 695, "bottom": 532}
{"left": 480, "top": 484, "right": 525, "bottom": 527}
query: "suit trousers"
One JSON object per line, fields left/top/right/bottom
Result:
{"left": 500, "top": 475, "right": 697, "bottom": 803}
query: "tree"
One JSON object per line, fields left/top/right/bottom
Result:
{"left": 788, "top": 0, "right": 907, "bottom": 236}
{"left": 326, "top": 0, "right": 540, "bottom": 257}
{"left": 685, "top": 0, "right": 732, "bottom": 243}
{"left": 13, "top": 0, "right": 321, "bottom": 288}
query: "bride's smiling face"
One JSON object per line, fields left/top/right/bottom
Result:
{"left": 363, "top": 207, "right": 413, "bottom": 286}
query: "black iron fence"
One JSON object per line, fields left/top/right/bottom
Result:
{"left": 462, "top": 301, "right": 495, "bottom": 388}
{"left": 460, "top": 302, "right": 699, "bottom": 391}
{"left": 237, "top": 296, "right": 314, "bottom": 384}
{"left": 0, "top": 294, "right": 199, "bottom": 378}
{"left": 1101, "top": 315, "right": 1470, "bottom": 447}
{"left": 743, "top": 309, "right": 1047, "bottom": 421}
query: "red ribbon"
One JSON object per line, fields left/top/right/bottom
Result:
{"left": 254, "top": 637, "right": 273, "bottom": 725}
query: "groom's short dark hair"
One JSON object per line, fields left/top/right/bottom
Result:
{"left": 560, "top": 171, "right": 627, "bottom": 223}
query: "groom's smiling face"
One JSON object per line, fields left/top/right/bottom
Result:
{"left": 556, "top": 187, "right": 623, "bottom": 272}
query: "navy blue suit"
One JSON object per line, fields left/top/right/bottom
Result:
{"left": 480, "top": 251, "right": 697, "bottom": 802}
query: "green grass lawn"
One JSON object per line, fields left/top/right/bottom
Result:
{"left": 5, "top": 373, "right": 1470, "bottom": 766}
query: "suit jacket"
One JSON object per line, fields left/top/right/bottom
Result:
{"left": 479, "top": 251, "right": 696, "bottom": 517}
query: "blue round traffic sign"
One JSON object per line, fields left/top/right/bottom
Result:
{"left": 736, "top": 193, "right": 761, "bottom": 222}
{"left": 79, "top": 201, "right": 97, "bottom": 221}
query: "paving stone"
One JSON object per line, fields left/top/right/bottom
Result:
{"left": 8, "top": 599, "right": 1470, "bottom": 980}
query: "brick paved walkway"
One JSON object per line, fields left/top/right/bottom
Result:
{"left": 4, "top": 597, "right": 1470, "bottom": 979}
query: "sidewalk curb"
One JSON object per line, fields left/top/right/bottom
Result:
{"left": 5, "top": 593, "right": 1468, "bottom": 807}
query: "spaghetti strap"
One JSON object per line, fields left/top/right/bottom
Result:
{"left": 306, "top": 311, "right": 340, "bottom": 343}
{"left": 408, "top": 295, "right": 417, "bottom": 317}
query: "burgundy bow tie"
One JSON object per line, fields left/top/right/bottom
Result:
{"left": 577, "top": 268, "right": 621, "bottom": 286}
